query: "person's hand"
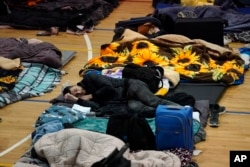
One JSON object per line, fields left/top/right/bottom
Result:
{"left": 64, "top": 93, "right": 78, "bottom": 102}
{"left": 80, "top": 94, "right": 93, "bottom": 101}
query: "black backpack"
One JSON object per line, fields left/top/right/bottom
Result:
{"left": 122, "top": 63, "right": 164, "bottom": 93}
{"left": 91, "top": 143, "right": 131, "bottom": 167}
{"left": 106, "top": 113, "right": 156, "bottom": 151}
{"left": 0, "top": 1, "right": 10, "bottom": 16}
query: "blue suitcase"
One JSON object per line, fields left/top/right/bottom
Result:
{"left": 155, "top": 105, "right": 193, "bottom": 150}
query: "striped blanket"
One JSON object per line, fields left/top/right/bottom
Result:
{"left": 0, "top": 62, "right": 62, "bottom": 108}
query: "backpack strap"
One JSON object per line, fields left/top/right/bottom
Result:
{"left": 91, "top": 143, "right": 130, "bottom": 167}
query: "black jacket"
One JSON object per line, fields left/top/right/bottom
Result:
{"left": 77, "top": 73, "right": 129, "bottom": 105}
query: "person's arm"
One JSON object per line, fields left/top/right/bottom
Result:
{"left": 81, "top": 73, "right": 117, "bottom": 102}
{"left": 64, "top": 93, "right": 100, "bottom": 110}
{"left": 79, "top": 94, "right": 93, "bottom": 101}
{"left": 92, "top": 86, "right": 116, "bottom": 102}
{"left": 76, "top": 98, "right": 100, "bottom": 111}
{"left": 64, "top": 93, "right": 78, "bottom": 102}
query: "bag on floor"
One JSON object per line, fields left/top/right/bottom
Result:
{"left": 115, "top": 16, "right": 162, "bottom": 37}
{"left": 122, "top": 63, "right": 164, "bottom": 93}
{"left": 116, "top": 16, "right": 162, "bottom": 28}
{"left": 155, "top": 105, "right": 194, "bottom": 150}
{"left": 106, "top": 113, "right": 156, "bottom": 151}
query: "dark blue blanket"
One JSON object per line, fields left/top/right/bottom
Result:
{"left": 155, "top": 3, "right": 250, "bottom": 32}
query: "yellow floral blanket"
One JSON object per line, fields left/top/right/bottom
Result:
{"left": 79, "top": 29, "right": 245, "bottom": 85}
{"left": 0, "top": 57, "right": 23, "bottom": 92}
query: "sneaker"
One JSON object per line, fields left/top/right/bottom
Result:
{"left": 209, "top": 110, "right": 219, "bottom": 127}
{"left": 75, "top": 29, "right": 85, "bottom": 35}
{"left": 66, "top": 27, "right": 85, "bottom": 35}
{"left": 218, "top": 105, "right": 226, "bottom": 115}
{"left": 209, "top": 104, "right": 226, "bottom": 115}
{"left": 84, "top": 20, "right": 94, "bottom": 33}
{"left": 66, "top": 28, "right": 76, "bottom": 35}
{"left": 209, "top": 104, "right": 222, "bottom": 127}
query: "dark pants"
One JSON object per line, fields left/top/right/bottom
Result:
{"left": 127, "top": 79, "right": 180, "bottom": 117}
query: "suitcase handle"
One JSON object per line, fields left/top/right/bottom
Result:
{"left": 163, "top": 105, "right": 190, "bottom": 110}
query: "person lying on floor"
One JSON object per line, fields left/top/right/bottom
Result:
{"left": 62, "top": 72, "right": 180, "bottom": 117}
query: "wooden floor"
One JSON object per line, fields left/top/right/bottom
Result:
{"left": 1, "top": 1, "right": 250, "bottom": 167}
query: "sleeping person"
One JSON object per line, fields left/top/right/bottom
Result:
{"left": 62, "top": 72, "right": 180, "bottom": 117}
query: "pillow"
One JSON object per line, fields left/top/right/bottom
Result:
{"left": 113, "top": 28, "right": 147, "bottom": 43}
{"left": 0, "top": 57, "right": 21, "bottom": 70}
{"left": 50, "top": 94, "right": 101, "bottom": 110}
{"left": 155, "top": 34, "right": 193, "bottom": 43}
{"left": 49, "top": 94, "right": 74, "bottom": 108}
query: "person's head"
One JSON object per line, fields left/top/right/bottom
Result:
{"left": 62, "top": 85, "right": 86, "bottom": 97}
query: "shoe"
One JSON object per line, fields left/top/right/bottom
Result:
{"left": 66, "top": 27, "right": 85, "bottom": 35}
{"left": 84, "top": 20, "right": 94, "bottom": 33}
{"left": 50, "top": 27, "right": 59, "bottom": 35}
{"left": 209, "top": 110, "right": 219, "bottom": 127}
{"left": 209, "top": 104, "right": 226, "bottom": 115}
{"left": 36, "top": 27, "right": 59, "bottom": 36}
{"left": 209, "top": 104, "right": 222, "bottom": 127}
{"left": 218, "top": 105, "right": 226, "bottom": 115}
{"left": 66, "top": 28, "right": 76, "bottom": 35}
{"left": 75, "top": 29, "right": 85, "bottom": 35}
{"left": 36, "top": 30, "right": 51, "bottom": 36}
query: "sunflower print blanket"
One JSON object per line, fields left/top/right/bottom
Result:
{"left": 79, "top": 31, "right": 245, "bottom": 85}
{"left": 0, "top": 57, "right": 23, "bottom": 92}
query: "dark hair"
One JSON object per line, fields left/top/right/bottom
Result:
{"left": 62, "top": 86, "right": 73, "bottom": 95}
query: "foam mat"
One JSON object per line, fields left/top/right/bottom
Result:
{"left": 168, "top": 83, "right": 227, "bottom": 104}
{"left": 61, "top": 50, "right": 76, "bottom": 66}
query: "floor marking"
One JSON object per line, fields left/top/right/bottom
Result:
{"left": 20, "top": 100, "right": 250, "bottom": 116}
{"left": 83, "top": 33, "right": 93, "bottom": 60}
{"left": 94, "top": 28, "right": 114, "bottom": 31}
{"left": 0, "top": 134, "right": 31, "bottom": 157}
{"left": 0, "top": 163, "right": 13, "bottom": 167}
{"left": 0, "top": 32, "right": 91, "bottom": 160}
{"left": 23, "top": 99, "right": 49, "bottom": 102}
{"left": 226, "top": 111, "right": 250, "bottom": 115}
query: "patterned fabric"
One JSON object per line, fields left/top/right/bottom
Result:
{"left": 74, "top": 117, "right": 205, "bottom": 145}
{"left": 73, "top": 117, "right": 109, "bottom": 133}
{"left": 177, "top": 10, "right": 197, "bottom": 18}
{"left": 165, "top": 148, "right": 193, "bottom": 167}
{"left": 227, "top": 31, "right": 250, "bottom": 43}
{"left": 79, "top": 37, "right": 245, "bottom": 85}
{"left": 0, "top": 66, "right": 23, "bottom": 92}
{"left": 0, "top": 62, "right": 62, "bottom": 108}
{"left": 35, "top": 105, "right": 86, "bottom": 127}
{"left": 13, "top": 62, "right": 62, "bottom": 95}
